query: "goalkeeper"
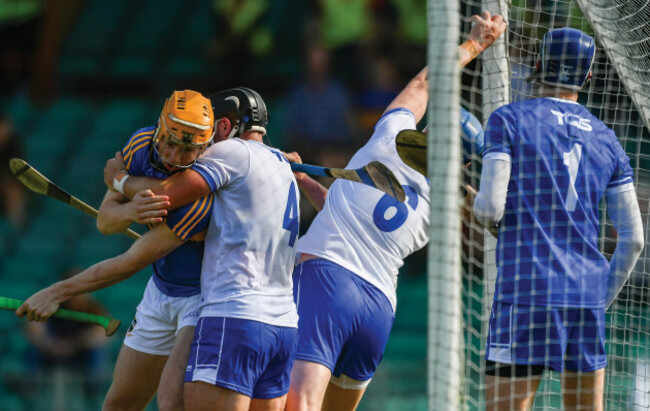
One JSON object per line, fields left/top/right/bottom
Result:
{"left": 472, "top": 28, "right": 644, "bottom": 410}
{"left": 284, "top": 11, "right": 505, "bottom": 411}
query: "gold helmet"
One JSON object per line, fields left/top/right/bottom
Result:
{"left": 151, "top": 90, "right": 215, "bottom": 172}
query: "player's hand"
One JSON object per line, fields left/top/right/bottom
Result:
{"left": 462, "top": 184, "right": 497, "bottom": 238}
{"left": 104, "top": 151, "right": 127, "bottom": 189}
{"left": 128, "top": 190, "right": 170, "bottom": 224}
{"left": 15, "top": 288, "right": 61, "bottom": 322}
{"left": 283, "top": 151, "right": 308, "bottom": 182}
{"left": 468, "top": 11, "right": 507, "bottom": 52}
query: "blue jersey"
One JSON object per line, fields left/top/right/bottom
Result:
{"left": 483, "top": 98, "right": 634, "bottom": 308}
{"left": 122, "top": 127, "right": 211, "bottom": 297}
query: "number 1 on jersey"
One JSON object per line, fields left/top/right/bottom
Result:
{"left": 563, "top": 143, "right": 582, "bottom": 212}
{"left": 283, "top": 182, "right": 299, "bottom": 246}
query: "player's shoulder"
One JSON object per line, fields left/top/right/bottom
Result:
{"left": 202, "top": 137, "right": 248, "bottom": 158}
{"left": 123, "top": 126, "right": 156, "bottom": 171}
{"left": 126, "top": 126, "right": 156, "bottom": 145}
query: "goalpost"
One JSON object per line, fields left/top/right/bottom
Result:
{"left": 428, "top": 0, "right": 650, "bottom": 409}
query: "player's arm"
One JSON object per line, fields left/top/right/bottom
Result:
{"left": 104, "top": 151, "right": 211, "bottom": 211}
{"left": 459, "top": 11, "right": 506, "bottom": 68}
{"left": 96, "top": 188, "right": 170, "bottom": 234}
{"left": 15, "top": 224, "right": 184, "bottom": 321}
{"left": 604, "top": 186, "right": 644, "bottom": 308}
{"left": 472, "top": 155, "right": 510, "bottom": 231}
{"left": 284, "top": 151, "right": 328, "bottom": 211}
{"left": 384, "top": 11, "right": 506, "bottom": 123}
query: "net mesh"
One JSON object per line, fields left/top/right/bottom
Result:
{"left": 428, "top": 0, "right": 650, "bottom": 409}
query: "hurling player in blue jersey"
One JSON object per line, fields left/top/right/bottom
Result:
{"left": 17, "top": 90, "right": 240, "bottom": 411}
{"left": 472, "top": 28, "right": 644, "bottom": 410}
{"left": 282, "top": 11, "right": 506, "bottom": 411}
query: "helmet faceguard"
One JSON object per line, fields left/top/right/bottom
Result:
{"left": 209, "top": 87, "right": 268, "bottom": 139}
{"left": 151, "top": 90, "right": 215, "bottom": 173}
{"left": 526, "top": 28, "right": 596, "bottom": 90}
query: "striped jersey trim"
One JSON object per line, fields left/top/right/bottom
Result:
{"left": 171, "top": 195, "right": 213, "bottom": 240}
{"left": 123, "top": 131, "right": 154, "bottom": 170}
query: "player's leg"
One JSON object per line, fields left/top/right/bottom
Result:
{"left": 287, "top": 259, "right": 378, "bottom": 411}
{"left": 561, "top": 369, "right": 605, "bottom": 411}
{"left": 319, "top": 264, "right": 395, "bottom": 411}
{"left": 249, "top": 395, "right": 288, "bottom": 411}
{"left": 484, "top": 304, "right": 557, "bottom": 411}
{"left": 156, "top": 326, "right": 195, "bottom": 411}
{"left": 484, "top": 369, "right": 543, "bottom": 411}
{"left": 286, "top": 360, "right": 332, "bottom": 410}
{"left": 184, "top": 317, "right": 295, "bottom": 411}
{"left": 321, "top": 377, "right": 368, "bottom": 411}
{"left": 157, "top": 293, "right": 202, "bottom": 410}
{"left": 561, "top": 308, "right": 607, "bottom": 411}
{"left": 102, "top": 344, "right": 167, "bottom": 410}
{"left": 105, "top": 278, "right": 182, "bottom": 410}
{"left": 184, "top": 381, "right": 250, "bottom": 411}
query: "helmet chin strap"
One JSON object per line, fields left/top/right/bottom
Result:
{"left": 227, "top": 124, "right": 240, "bottom": 139}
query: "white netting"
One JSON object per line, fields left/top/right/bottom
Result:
{"left": 429, "top": 0, "right": 650, "bottom": 409}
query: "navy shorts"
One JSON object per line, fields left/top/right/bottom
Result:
{"left": 293, "top": 258, "right": 394, "bottom": 381}
{"left": 486, "top": 302, "right": 607, "bottom": 373}
{"left": 184, "top": 317, "right": 298, "bottom": 399}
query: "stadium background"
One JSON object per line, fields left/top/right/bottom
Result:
{"left": 0, "top": 1, "right": 429, "bottom": 409}
{"left": 1, "top": 1, "right": 648, "bottom": 410}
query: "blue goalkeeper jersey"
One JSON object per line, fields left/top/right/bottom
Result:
{"left": 483, "top": 97, "right": 634, "bottom": 308}
{"left": 122, "top": 127, "right": 211, "bottom": 297}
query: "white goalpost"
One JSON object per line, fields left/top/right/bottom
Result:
{"left": 426, "top": 0, "right": 462, "bottom": 410}
{"left": 428, "top": 0, "right": 650, "bottom": 409}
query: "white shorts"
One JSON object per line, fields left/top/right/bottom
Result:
{"left": 123, "top": 277, "right": 202, "bottom": 355}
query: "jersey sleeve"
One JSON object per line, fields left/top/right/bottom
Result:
{"left": 607, "top": 140, "right": 634, "bottom": 192}
{"left": 122, "top": 127, "right": 155, "bottom": 174}
{"left": 370, "top": 108, "right": 417, "bottom": 145}
{"left": 483, "top": 107, "right": 515, "bottom": 160}
{"left": 192, "top": 139, "right": 250, "bottom": 192}
{"left": 165, "top": 194, "right": 213, "bottom": 241}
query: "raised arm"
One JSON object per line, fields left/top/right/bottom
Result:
{"left": 459, "top": 11, "right": 506, "bottom": 68}
{"left": 16, "top": 223, "right": 185, "bottom": 321}
{"left": 384, "top": 11, "right": 506, "bottom": 123}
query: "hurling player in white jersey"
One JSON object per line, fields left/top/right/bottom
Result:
{"left": 17, "top": 90, "right": 246, "bottom": 410}
{"left": 472, "top": 28, "right": 644, "bottom": 410}
{"left": 283, "top": 12, "right": 506, "bottom": 411}
{"left": 102, "top": 87, "right": 300, "bottom": 411}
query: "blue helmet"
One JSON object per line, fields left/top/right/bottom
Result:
{"left": 526, "top": 28, "right": 595, "bottom": 90}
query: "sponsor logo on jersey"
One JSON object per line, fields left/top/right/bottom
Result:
{"left": 550, "top": 109, "right": 592, "bottom": 131}
{"left": 182, "top": 310, "right": 199, "bottom": 321}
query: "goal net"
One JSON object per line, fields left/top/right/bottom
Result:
{"left": 428, "top": 0, "right": 650, "bottom": 409}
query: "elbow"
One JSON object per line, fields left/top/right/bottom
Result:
{"left": 96, "top": 218, "right": 111, "bottom": 235}
{"left": 631, "top": 233, "right": 645, "bottom": 256}
{"left": 472, "top": 196, "right": 504, "bottom": 228}
{"left": 96, "top": 216, "right": 120, "bottom": 235}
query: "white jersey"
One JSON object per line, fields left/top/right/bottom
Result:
{"left": 296, "top": 109, "right": 430, "bottom": 311}
{"left": 192, "top": 139, "right": 300, "bottom": 328}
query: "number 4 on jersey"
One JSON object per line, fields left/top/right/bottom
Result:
{"left": 283, "top": 182, "right": 299, "bottom": 246}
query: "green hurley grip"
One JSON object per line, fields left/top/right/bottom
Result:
{"left": 0, "top": 296, "right": 121, "bottom": 336}
{"left": 0, "top": 297, "right": 21, "bottom": 310}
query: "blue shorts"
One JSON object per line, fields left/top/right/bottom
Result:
{"left": 293, "top": 258, "right": 394, "bottom": 381}
{"left": 184, "top": 317, "right": 297, "bottom": 399}
{"left": 486, "top": 302, "right": 607, "bottom": 373}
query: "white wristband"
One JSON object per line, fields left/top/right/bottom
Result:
{"left": 113, "top": 172, "right": 130, "bottom": 195}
